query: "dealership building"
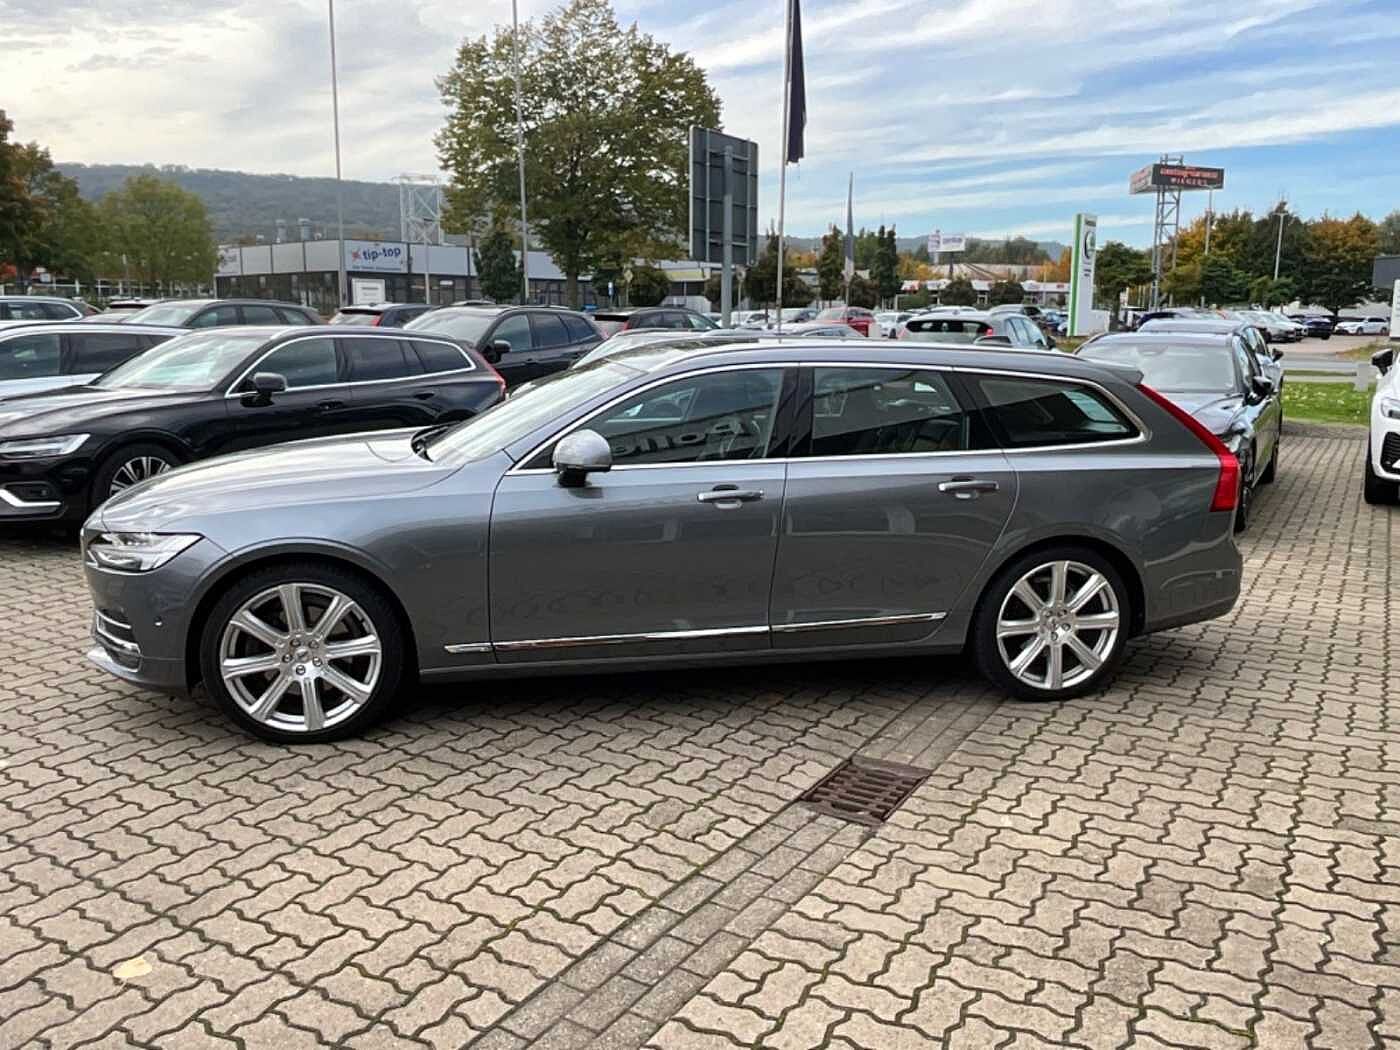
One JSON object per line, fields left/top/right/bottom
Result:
{"left": 213, "top": 238, "right": 718, "bottom": 315}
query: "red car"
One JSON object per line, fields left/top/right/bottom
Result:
{"left": 815, "top": 306, "right": 876, "bottom": 337}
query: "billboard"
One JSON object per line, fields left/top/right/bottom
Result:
{"left": 1068, "top": 213, "right": 1097, "bottom": 337}
{"left": 345, "top": 240, "right": 407, "bottom": 274}
{"left": 688, "top": 127, "right": 759, "bottom": 267}
{"left": 927, "top": 230, "right": 966, "bottom": 255}
{"left": 1130, "top": 163, "right": 1225, "bottom": 194}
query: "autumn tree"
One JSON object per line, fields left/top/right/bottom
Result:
{"left": 1299, "top": 214, "right": 1379, "bottom": 317}
{"left": 1040, "top": 248, "right": 1071, "bottom": 283}
{"left": 0, "top": 111, "right": 102, "bottom": 287}
{"left": 436, "top": 0, "right": 720, "bottom": 307}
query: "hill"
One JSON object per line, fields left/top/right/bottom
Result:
{"left": 57, "top": 163, "right": 402, "bottom": 244}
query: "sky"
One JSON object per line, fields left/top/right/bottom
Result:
{"left": 5, "top": 0, "right": 1399, "bottom": 249}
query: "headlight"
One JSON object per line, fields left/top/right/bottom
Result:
{"left": 1381, "top": 398, "right": 1400, "bottom": 421}
{"left": 0, "top": 434, "right": 89, "bottom": 459}
{"left": 86, "top": 532, "right": 200, "bottom": 573}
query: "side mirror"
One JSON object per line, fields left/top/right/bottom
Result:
{"left": 484, "top": 339, "right": 511, "bottom": 364}
{"left": 1373, "top": 347, "right": 1395, "bottom": 375}
{"left": 1045, "top": 335, "right": 1058, "bottom": 350}
{"left": 974, "top": 335, "right": 1012, "bottom": 347}
{"left": 1251, "top": 374, "right": 1275, "bottom": 397}
{"left": 243, "top": 371, "right": 287, "bottom": 403}
{"left": 553, "top": 429, "right": 612, "bottom": 487}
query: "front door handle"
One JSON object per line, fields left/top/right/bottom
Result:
{"left": 413, "top": 390, "right": 437, "bottom": 400}
{"left": 938, "top": 477, "right": 999, "bottom": 499}
{"left": 316, "top": 399, "right": 345, "bottom": 411}
{"left": 697, "top": 486, "right": 764, "bottom": 506}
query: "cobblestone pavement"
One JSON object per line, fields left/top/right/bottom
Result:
{"left": 2, "top": 427, "right": 1396, "bottom": 1049}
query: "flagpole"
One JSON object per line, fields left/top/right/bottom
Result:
{"left": 775, "top": 0, "right": 792, "bottom": 334}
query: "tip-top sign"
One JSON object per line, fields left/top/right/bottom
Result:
{"left": 1130, "top": 163, "right": 1225, "bottom": 194}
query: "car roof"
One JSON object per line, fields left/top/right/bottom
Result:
{"left": 907, "top": 310, "right": 993, "bottom": 322}
{"left": 0, "top": 294, "right": 80, "bottom": 303}
{"left": 0, "top": 321, "right": 181, "bottom": 336}
{"left": 1139, "top": 318, "right": 1245, "bottom": 333}
{"left": 1082, "top": 332, "right": 1233, "bottom": 349}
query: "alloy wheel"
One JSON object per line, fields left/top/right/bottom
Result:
{"left": 109, "top": 455, "right": 171, "bottom": 496}
{"left": 995, "top": 560, "right": 1120, "bottom": 692}
{"left": 218, "top": 583, "right": 382, "bottom": 733}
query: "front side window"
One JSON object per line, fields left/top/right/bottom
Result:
{"left": 189, "top": 304, "right": 241, "bottom": 328}
{"left": 255, "top": 338, "right": 340, "bottom": 389}
{"left": 0, "top": 333, "right": 62, "bottom": 380}
{"left": 585, "top": 368, "right": 786, "bottom": 465}
{"left": 42, "top": 302, "right": 80, "bottom": 320}
{"left": 810, "top": 368, "right": 970, "bottom": 456}
{"left": 974, "top": 376, "right": 1137, "bottom": 449}
{"left": 344, "top": 337, "right": 415, "bottom": 382}
{"left": 490, "top": 313, "right": 533, "bottom": 351}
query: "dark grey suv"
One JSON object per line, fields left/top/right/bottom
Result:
{"left": 83, "top": 341, "right": 1243, "bottom": 742}
{"left": 404, "top": 305, "right": 601, "bottom": 387}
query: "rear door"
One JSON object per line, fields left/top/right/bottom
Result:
{"left": 64, "top": 330, "right": 153, "bottom": 385}
{"left": 527, "top": 312, "right": 581, "bottom": 378}
{"left": 340, "top": 335, "right": 436, "bottom": 431}
{"left": 769, "top": 365, "right": 1017, "bottom": 647}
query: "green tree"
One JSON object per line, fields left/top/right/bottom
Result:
{"left": 436, "top": 0, "right": 720, "bottom": 307}
{"left": 940, "top": 276, "right": 977, "bottom": 306}
{"left": 1093, "top": 241, "right": 1152, "bottom": 321}
{"left": 846, "top": 273, "right": 878, "bottom": 309}
{"left": 1379, "top": 210, "right": 1400, "bottom": 255}
{"left": 1248, "top": 275, "right": 1296, "bottom": 308}
{"left": 853, "top": 227, "right": 880, "bottom": 271}
{"left": 746, "top": 233, "right": 812, "bottom": 306}
{"left": 628, "top": 263, "right": 671, "bottom": 307}
{"left": 1162, "top": 259, "right": 1201, "bottom": 304}
{"left": 873, "top": 225, "right": 900, "bottom": 305}
{"left": 0, "top": 112, "right": 102, "bottom": 288}
{"left": 911, "top": 240, "right": 930, "bottom": 263}
{"left": 1200, "top": 254, "right": 1249, "bottom": 305}
{"left": 987, "top": 280, "right": 1025, "bottom": 306}
{"left": 1299, "top": 214, "right": 1379, "bottom": 317}
{"left": 474, "top": 225, "right": 522, "bottom": 302}
{"left": 97, "top": 174, "right": 216, "bottom": 288}
{"left": 816, "top": 226, "right": 844, "bottom": 301}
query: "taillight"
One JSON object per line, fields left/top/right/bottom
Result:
{"left": 1136, "top": 383, "right": 1239, "bottom": 513}
{"left": 371, "top": 315, "right": 382, "bottom": 326}
{"left": 980, "top": 324, "right": 992, "bottom": 336}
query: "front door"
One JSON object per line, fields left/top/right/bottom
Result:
{"left": 770, "top": 366, "right": 1017, "bottom": 647}
{"left": 484, "top": 313, "right": 536, "bottom": 387}
{"left": 489, "top": 365, "right": 794, "bottom": 662}
{"left": 217, "top": 336, "right": 357, "bottom": 454}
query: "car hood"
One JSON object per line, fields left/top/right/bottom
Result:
{"left": 98, "top": 428, "right": 457, "bottom": 532}
{"left": 1165, "top": 392, "right": 1245, "bottom": 437}
{"left": 0, "top": 385, "right": 208, "bottom": 436}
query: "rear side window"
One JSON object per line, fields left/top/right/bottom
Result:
{"left": 346, "top": 337, "right": 418, "bottom": 381}
{"left": 563, "top": 315, "right": 597, "bottom": 342}
{"left": 530, "top": 313, "right": 571, "bottom": 349}
{"left": 0, "top": 333, "right": 62, "bottom": 380}
{"left": 810, "top": 368, "right": 970, "bottom": 456}
{"left": 190, "top": 304, "right": 240, "bottom": 328}
{"left": 974, "top": 376, "right": 1138, "bottom": 448}
{"left": 409, "top": 339, "right": 471, "bottom": 374}
{"left": 904, "top": 318, "right": 992, "bottom": 344}
{"left": 241, "top": 305, "right": 282, "bottom": 325}
{"left": 42, "top": 302, "right": 79, "bottom": 320}
{"left": 276, "top": 307, "right": 316, "bottom": 325}
{"left": 69, "top": 332, "right": 147, "bottom": 374}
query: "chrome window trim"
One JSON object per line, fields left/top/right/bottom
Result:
{"left": 772, "top": 612, "right": 946, "bottom": 633}
{"left": 443, "top": 642, "right": 493, "bottom": 654}
{"left": 223, "top": 332, "right": 477, "bottom": 398}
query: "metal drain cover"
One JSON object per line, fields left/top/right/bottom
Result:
{"left": 798, "top": 757, "right": 931, "bottom": 826}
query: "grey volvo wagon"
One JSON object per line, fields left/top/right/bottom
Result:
{"left": 83, "top": 341, "right": 1243, "bottom": 742}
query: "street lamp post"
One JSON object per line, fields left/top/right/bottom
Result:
{"left": 1273, "top": 203, "right": 1288, "bottom": 282}
{"left": 328, "top": 0, "right": 348, "bottom": 308}
{"left": 510, "top": 0, "right": 531, "bottom": 304}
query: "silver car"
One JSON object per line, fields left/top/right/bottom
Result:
{"left": 83, "top": 341, "right": 1243, "bottom": 742}
{"left": 0, "top": 323, "right": 179, "bottom": 400}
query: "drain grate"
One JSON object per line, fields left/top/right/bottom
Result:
{"left": 797, "top": 757, "right": 931, "bottom": 826}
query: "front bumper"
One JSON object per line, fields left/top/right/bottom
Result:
{"left": 0, "top": 455, "right": 96, "bottom": 522}
{"left": 1372, "top": 412, "right": 1400, "bottom": 483}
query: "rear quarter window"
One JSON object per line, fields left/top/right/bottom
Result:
{"left": 974, "top": 376, "right": 1138, "bottom": 448}
{"left": 410, "top": 339, "right": 472, "bottom": 374}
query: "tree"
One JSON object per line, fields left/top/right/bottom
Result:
{"left": 941, "top": 276, "right": 977, "bottom": 306}
{"left": 628, "top": 263, "right": 671, "bottom": 307}
{"left": 1093, "top": 241, "right": 1152, "bottom": 321}
{"left": 1040, "top": 248, "right": 1071, "bottom": 283}
{"left": 846, "top": 274, "right": 878, "bottom": 309}
{"left": 1162, "top": 259, "right": 1201, "bottom": 304}
{"left": 97, "top": 174, "right": 217, "bottom": 288}
{"left": 436, "top": 0, "right": 720, "bottom": 307}
{"left": 1248, "top": 275, "right": 1296, "bottom": 308}
{"left": 1299, "top": 214, "right": 1379, "bottom": 317}
{"left": 816, "top": 226, "right": 844, "bottom": 301}
{"left": 0, "top": 112, "right": 102, "bottom": 287}
{"left": 987, "top": 280, "right": 1025, "bottom": 306}
{"left": 1200, "top": 254, "right": 1249, "bottom": 306}
{"left": 474, "top": 225, "right": 522, "bottom": 302}
{"left": 912, "top": 241, "right": 930, "bottom": 263}
{"left": 853, "top": 227, "right": 880, "bottom": 271}
{"left": 873, "top": 225, "right": 900, "bottom": 304}
{"left": 1379, "top": 210, "right": 1400, "bottom": 255}
{"left": 746, "top": 232, "right": 812, "bottom": 306}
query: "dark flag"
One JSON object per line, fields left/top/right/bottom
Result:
{"left": 785, "top": 0, "right": 806, "bottom": 164}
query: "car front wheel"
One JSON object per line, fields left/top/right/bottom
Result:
{"left": 972, "top": 548, "right": 1130, "bottom": 702}
{"left": 1364, "top": 440, "right": 1399, "bottom": 505}
{"left": 199, "top": 563, "right": 406, "bottom": 743}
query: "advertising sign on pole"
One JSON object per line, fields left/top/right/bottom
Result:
{"left": 1068, "top": 213, "right": 1098, "bottom": 337}
{"left": 1390, "top": 279, "right": 1400, "bottom": 340}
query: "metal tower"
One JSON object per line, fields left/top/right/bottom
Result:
{"left": 396, "top": 175, "right": 445, "bottom": 304}
{"left": 1149, "top": 154, "right": 1183, "bottom": 309}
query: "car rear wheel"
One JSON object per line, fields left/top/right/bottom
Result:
{"left": 1233, "top": 450, "right": 1255, "bottom": 534}
{"left": 91, "top": 443, "right": 180, "bottom": 508}
{"left": 199, "top": 563, "right": 405, "bottom": 743}
{"left": 972, "top": 548, "right": 1130, "bottom": 702}
{"left": 1364, "top": 440, "right": 1399, "bottom": 505}
{"left": 1259, "top": 439, "right": 1279, "bottom": 484}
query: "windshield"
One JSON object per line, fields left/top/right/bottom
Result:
{"left": 425, "top": 362, "right": 635, "bottom": 461}
{"left": 1079, "top": 342, "right": 1237, "bottom": 394}
{"left": 404, "top": 309, "right": 497, "bottom": 344}
{"left": 123, "top": 302, "right": 204, "bottom": 326}
{"left": 94, "top": 331, "right": 266, "bottom": 390}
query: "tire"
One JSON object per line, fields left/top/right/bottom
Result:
{"left": 1233, "top": 450, "right": 1254, "bottom": 534}
{"left": 1259, "top": 439, "right": 1278, "bottom": 485}
{"left": 90, "top": 442, "right": 181, "bottom": 510}
{"left": 199, "top": 562, "right": 406, "bottom": 743}
{"left": 1364, "top": 440, "right": 1399, "bottom": 506}
{"left": 971, "top": 546, "right": 1131, "bottom": 703}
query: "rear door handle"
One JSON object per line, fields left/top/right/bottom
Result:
{"left": 938, "top": 477, "right": 999, "bottom": 499}
{"left": 316, "top": 399, "right": 345, "bottom": 411}
{"left": 697, "top": 486, "right": 764, "bottom": 505}
{"left": 413, "top": 390, "right": 437, "bottom": 400}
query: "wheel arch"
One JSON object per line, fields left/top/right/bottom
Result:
{"left": 183, "top": 545, "right": 420, "bottom": 691}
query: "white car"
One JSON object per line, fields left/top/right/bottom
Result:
{"left": 0, "top": 323, "right": 177, "bottom": 400}
{"left": 1365, "top": 345, "right": 1400, "bottom": 503}
{"left": 1337, "top": 316, "right": 1390, "bottom": 336}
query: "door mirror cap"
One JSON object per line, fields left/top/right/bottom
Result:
{"left": 484, "top": 338, "right": 512, "bottom": 364}
{"left": 1250, "top": 374, "right": 1275, "bottom": 397}
{"left": 1270, "top": 347, "right": 1284, "bottom": 362}
{"left": 553, "top": 429, "right": 612, "bottom": 486}
{"left": 1045, "top": 335, "right": 1058, "bottom": 350}
{"left": 243, "top": 371, "right": 288, "bottom": 402}
{"left": 1372, "top": 347, "right": 1394, "bottom": 375}
{"left": 974, "top": 335, "right": 1012, "bottom": 347}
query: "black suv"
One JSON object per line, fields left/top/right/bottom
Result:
{"left": 404, "top": 306, "right": 601, "bottom": 387}
{"left": 589, "top": 306, "right": 718, "bottom": 338}
{"left": 121, "top": 299, "right": 322, "bottom": 328}
{"left": 329, "top": 303, "right": 435, "bottom": 328}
